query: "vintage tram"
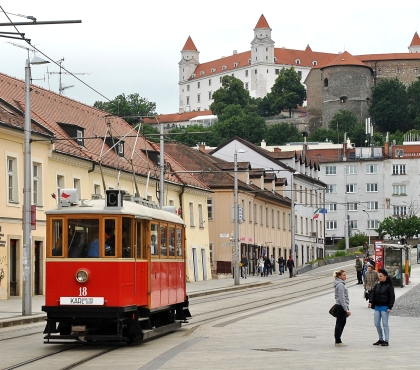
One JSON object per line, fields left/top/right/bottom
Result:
{"left": 42, "top": 189, "right": 191, "bottom": 343}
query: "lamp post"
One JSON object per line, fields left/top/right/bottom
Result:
{"left": 363, "top": 209, "right": 371, "bottom": 246}
{"left": 234, "top": 149, "right": 245, "bottom": 285}
{"left": 23, "top": 56, "right": 49, "bottom": 316}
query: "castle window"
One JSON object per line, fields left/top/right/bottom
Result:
{"left": 312, "top": 61, "right": 317, "bottom": 66}
{"left": 198, "top": 82, "right": 200, "bottom": 89}
{"left": 245, "top": 82, "right": 249, "bottom": 90}
{"left": 295, "top": 59, "right": 300, "bottom": 65}
{"left": 256, "top": 57, "right": 258, "bottom": 61}
{"left": 209, "top": 91, "right": 212, "bottom": 99}
{"left": 245, "top": 70, "right": 249, "bottom": 77}
{"left": 197, "top": 94, "right": 201, "bottom": 103}
{"left": 220, "top": 77, "right": 222, "bottom": 83}
{"left": 267, "top": 69, "right": 269, "bottom": 73}
{"left": 266, "top": 48, "right": 268, "bottom": 51}
{"left": 396, "top": 67, "right": 401, "bottom": 74}
{"left": 377, "top": 68, "right": 382, "bottom": 76}
{"left": 340, "top": 96, "right": 348, "bottom": 103}
{"left": 275, "top": 69, "right": 280, "bottom": 75}
{"left": 254, "top": 69, "right": 258, "bottom": 74}
{"left": 266, "top": 56, "right": 268, "bottom": 60}
{"left": 298, "top": 71, "right": 302, "bottom": 77}
{"left": 324, "top": 78, "right": 328, "bottom": 87}
{"left": 187, "top": 85, "right": 190, "bottom": 91}
{"left": 415, "top": 67, "right": 418, "bottom": 75}
{"left": 209, "top": 79, "right": 212, "bottom": 86}
{"left": 186, "top": 96, "right": 190, "bottom": 105}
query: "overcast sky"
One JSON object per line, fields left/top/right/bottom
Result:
{"left": 1, "top": 1, "right": 419, "bottom": 114}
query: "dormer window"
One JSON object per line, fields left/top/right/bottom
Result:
{"left": 191, "top": 73, "right": 196, "bottom": 78}
{"left": 312, "top": 61, "right": 318, "bottom": 66}
{"left": 274, "top": 57, "right": 277, "bottom": 62}
{"left": 105, "top": 137, "right": 125, "bottom": 157}
{"left": 248, "top": 59, "right": 251, "bottom": 64}
{"left": 295, "top": 59, "right": 300, "bottom": 65}
{"left": 117, "top": 142, "right": 124, "bottom": 156}
{"left": 57, "top": 122, "right": 84, "bottom": 147}
{"left": 234, "top": 62, "right": 239, "bottom": 67}
{"left": 200, "top": 71, "right": 205, "bottom": 76}
{"left": 222, "top": 65, "right": 227, "bottom": 70}
{"left": 76, "top": 130, "right": 83, "bottom": 146}
{"left": 211, "top": 68, "right": 216, "bottom": 73}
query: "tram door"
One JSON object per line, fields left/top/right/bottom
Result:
{"left": 9, "top": 239, "right": 18, "bottom": 296}
{"left": 34, "top": 241, "right": 42, "bottom": 295}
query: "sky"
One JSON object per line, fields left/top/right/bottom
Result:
{"left": 0, "top": 1, "right": 419, "bottom": 114}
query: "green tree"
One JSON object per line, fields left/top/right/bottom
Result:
{"left": 268, "top": 67, "right": 306, "bottom": 117}
{"left": 407, "top": 77, "right": 420, "bottom": 129}
{"left": 376, "top": 215, "right": 420, "bottom": 242}
{"left": 167, "top": 125, "right": 219, "bottom": 147}
{"left": 94, "top": 93, "right": 157, "bottom": 125}
{"left": 369, "top": 78, "right": 409, "bottom": 133}
{"left": 308, "top": 128, "right": 338, "bottom": 143}
{"left": 336, "top": 233, "right": 368, "bottom": 250}
{"left": 210, "top": 76, "right": 250, "bottom": 116}
{"left": 328, "top": 110, "right": 366, "bottom": 146}
{"left": 389, "top": 129, "right": 405, "bottom": 145}
{"left": 141, "top": 124, "right": 160, "bottom": 143}
{"left": 265, "top": 123, "right": 302, "bottom": 145}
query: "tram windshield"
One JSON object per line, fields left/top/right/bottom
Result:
{"left": 68, "top": 219, "right": 100, "bottom": 258}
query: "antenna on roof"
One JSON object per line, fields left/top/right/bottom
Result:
{"left": 45, "top": 58, "right": 90, "bottom": 95}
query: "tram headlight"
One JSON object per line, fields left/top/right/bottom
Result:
{"left": 76, "top": 270, "right": 89, "bottom": 283}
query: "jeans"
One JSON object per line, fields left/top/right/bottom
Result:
{"left": 288, "top": 267, "right": 293, "bottom": 278}
{"left": 279, "top": 266, "right": 284, "bottom": 274}
{"left": 374, "top": 309, "right": 390, "bottom": 342}
{"left": 334, "top": 305, "right": 347, "bottom": 343}
{"left": 241, "top": 266, "right": 248, "bottom": 278}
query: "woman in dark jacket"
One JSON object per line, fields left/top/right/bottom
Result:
{"left": 368, "top": 268, "right": 395, "bottom": 346}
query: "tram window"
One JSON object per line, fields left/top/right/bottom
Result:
{"left": 169, "top": 227, "right": 175, "bottom": 257}
{"left": 151, "top": 223, "right": 158, "bottom": 256}
{"left": 104, "top": 219, "right": 116, "bottom": 257}
{"left": 176, "top": 228, "right": 183, "bottom": 258}
{"left": 136, "top": 222, "right": 142, "bottom": 259}
{"left": 160, "top": 225, "right": 167, "bottom": 257}
{"left": 51, "top": 219, "right": 63, "bottom": 257}
{"left": 122, "top": 217, "right": 132, "bottom": 258}
{"left": 68, "top": 219, "right": 99, "bottom": 258}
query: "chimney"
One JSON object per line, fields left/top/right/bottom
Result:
{"left": 261, "top": 139, "right": 266, "bottom": 148}
{"left": 260, "top": 174, "right": 264, "bottom": 190}
{"left": 198, "top": 142, "right": 206, "bottom": 152}
{"left": 233, "top": 50, "right": 237, "bottom": 55}
{"left": 273, "top": 147, "right": 281, "bottom": 152}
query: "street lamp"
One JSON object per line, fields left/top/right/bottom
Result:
{"left": 363, "top": 209, "right": 371, "bottom": 247}
{"left": 234, "top": 149, "right": 245, "bottom": 285}
{"left": 23, "top": 56, "right": 49, "bottom": 316}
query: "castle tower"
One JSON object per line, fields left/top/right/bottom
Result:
{"left": 321, "top": 51, "right": 373, "bottom": 127}
{"left": 179, "top": 36, "right": 200, "bottom": 83}
{"left": 408, "top": 32, "right": 420, "bottom": 53}
{"left": 250, "top": 14, "right": 275, "bottom": 65}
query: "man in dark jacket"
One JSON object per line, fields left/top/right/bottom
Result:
{"left": 241, "top": 254, "right": 248, "bottom": 279}
{"left": 286, "top": 256, "right": 295, "bottom": 278}
{"left": 263, "top": 256, "right": 271, "bottom": 277}
{"left": 355, "top": 256, "right": 363, "bottom": 284}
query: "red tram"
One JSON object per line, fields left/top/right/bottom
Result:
{"left": 42, "top": 189, "right": 191, "bottom": 343}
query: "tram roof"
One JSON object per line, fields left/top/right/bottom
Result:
{"left": 46, "top": 199, "right": 184, "bottom": 225}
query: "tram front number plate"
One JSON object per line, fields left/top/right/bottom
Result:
{"left": 60, "top": 297, "right": 105, "bottom": 305}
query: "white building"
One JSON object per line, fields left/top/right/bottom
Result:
{"left": 178, "top": 14, "right": 337, "bottom": 113}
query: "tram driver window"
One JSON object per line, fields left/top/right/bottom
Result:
{"left": 151, "top": 224, "right": 158, "bottom": 256}
{"left": 51, "top": 219, "right": 63, "bottom": 257}
{"left": 104, "top": 220, "right": 116, "bottom": 257}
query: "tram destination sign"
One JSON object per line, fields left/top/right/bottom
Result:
{"left": 60, "top": 297, "right": 105, "bottom": 305}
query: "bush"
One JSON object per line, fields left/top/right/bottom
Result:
{"left": 336, "top": 233, "right": 368, "bottom": 250}
{"left": 335, "top": 251, "right": 346, "bottom": 257}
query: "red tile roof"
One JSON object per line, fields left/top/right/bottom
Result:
{"left": 410, "top": 32, "right": 420, "bottom": 47}
{"left": 182, "top": 36, "right": 197, "bottom": 51}
{"left": 143, "top": 110, "right": 212, "bottom": 124}
{"left": 322, "top": 51, "right": 369, "bottom": 69}
{"left": 255, "top": 14, "right": 270, "bottom": 29}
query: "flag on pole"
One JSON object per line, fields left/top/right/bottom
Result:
{"left": 313, "top": 207, "right": 327, "bottom": 219}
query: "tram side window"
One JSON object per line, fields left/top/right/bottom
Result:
{"left": 176, "top": 228, "right": 183, "bottom": 258}
{"left": 69, "top": 219, "right": 99, "bottom": 258}
{"left": 151, "top": 223, "right": 158, "bottom": 256}
{"left": 169, "top": 227, "right": 175, "bottom": 257}
{"left": 104, "top": 219, "right": 116, "bottom": 257}
{"left": 52, "top": 219, "right": 63, "bottom": 256}
{"left": 122, "top": 217, "right": 132, "bottom": 258}
{"left": 160, "top": 224, "right": 167, "bottom": 257}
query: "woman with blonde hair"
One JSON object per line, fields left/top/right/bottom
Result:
{"left": 333, "top": 269, "right": 351, "bottom": 347}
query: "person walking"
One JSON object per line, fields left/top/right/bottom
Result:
{"left": 286, "top": 256, "right": 294, "bottom": 278}
{"left": 258, "top": 256, "right": 265, "bottom": 277}
{"left": 278, "top": 256, "right": 285, "bottom": 275}
{"left": 241, "top": 254, "right": 248, "bottom": 279}
{"left": 355, "top": 256, "right": 363, "bottom": 284}
{"left": 264, "top": 256, "right": 271, "bottom": 277}
{"left": 368, "top": 268, "right": 395, "bottom": 346}
{"left": 333, "top": 269, "right": 351, "bottom": 347}
{"left": 269, "top": 255, "right": 275, "bottom": 274}
{"left": 364, "top": 264, "right": 379, "bottom": 300}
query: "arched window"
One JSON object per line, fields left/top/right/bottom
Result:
{"left": 323, "top": 78, "right": 328, "bottom": 87}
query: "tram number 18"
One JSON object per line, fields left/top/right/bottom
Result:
{"left": 79, "top": 287, "right": 88, "bottom": 296}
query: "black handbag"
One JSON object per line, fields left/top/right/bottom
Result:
{"left": 329, "top": 305, "right": 337, "bottom": 317}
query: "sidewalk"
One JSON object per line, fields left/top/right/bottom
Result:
{"left": 0, "top": 272, "right": 287, "bottom": 328}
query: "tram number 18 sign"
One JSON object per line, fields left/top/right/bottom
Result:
{"left": 106, "top": 190, "right": 123, "bottom": 207}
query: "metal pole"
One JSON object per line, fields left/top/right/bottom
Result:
{"left": 159, "top": 123, "right": 164, "bottom": 208}
{"left": 234, "top": 151, "right": 240, "bottom": 285}
{"left": 290, "top": 172, "right": 296, "bottom": 274}
{"left": 23, "top": 59, "right": 32, "bottom": 315}
{"left": 364, "top": 210, "right": 371, "bottom": 246}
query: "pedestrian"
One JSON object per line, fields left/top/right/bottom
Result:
{"left": 355, "top": 256, "right": 363, "bottom": 284}
{"left": 286, "top": 256, "right": 295, "bottom": 278}
{"left": 333, "top": 269, "right": 351, "bottom": 347}
{"left": 364, "top": 264, "right": 379, "bottom": 300}
{"left": 264, "top": 256, "right": 271, "bottom": 277}
{"left": 368, "top": 268, "right": 395, "bottom": 346}
{"left": 278, "top": 256, "right": 285, "bottom": 275}
{"left": 362, "top": 257, "right": 369, "bottom": 281}
{"left": 241, "top": 254, "right": 248, "bottom": 279}
{"left": 269, "top": 255, "right": 275, "bottom": 274}
{"left": 363, "top": 241, "right": 369, "bottom": 257}
{"left": 258, "top": 256, "right": 265, "bottom": 277}
{"left": 368, "top": 256, "right": 376, "bottom": 270}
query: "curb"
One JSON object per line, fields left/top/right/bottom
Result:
{"left": 0, "top": 314, "right": 46, "bottom": 328}
{"left": 189, "top": 281, "right": 271, "bottom": 298}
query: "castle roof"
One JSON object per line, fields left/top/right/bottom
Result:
{"left": 143, "top": 110, "right": 212, "bottom": 124}
{"left": 255, "top": 14, "right": 270, "bottom": 29}
{"left": 321, "top": 51, "right": 369, "bottom": 69}
{"left": 182, "top": 36, "right": 197, "bottom": 51}
{"left": 410, "top": 32, "right": 420, "bottom": 47}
